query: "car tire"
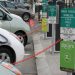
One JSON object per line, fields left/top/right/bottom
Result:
{"left": 22, "top": 13, "right": 30, "bottom": 22}
{"left": 0, "top": 47, "right": 15, "bottom": 63}
{"left": 15, "top": 32, "right": 27, "bottom": 46}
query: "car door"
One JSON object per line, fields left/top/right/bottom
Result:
{"left": 0, "top": 9, "right": 11, "bottom": 32}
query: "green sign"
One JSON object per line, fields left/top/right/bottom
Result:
{"left": 42, "top": 0, "right": 48, "bottom": 3}
{"left": 48, "top": 4, "right": 56, "bottom": 16}
{"left": 42, "top": 4, "right": 47, "bottom": 12}
{"left": 60, "top": 7, "right": 75, "bottom": 72}
{"left": 60, "top": 41, "right": 75, "bottom": 71}
{"left": 60, "top": 8, "right": 75, "bottom": 28}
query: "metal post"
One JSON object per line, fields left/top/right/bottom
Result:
{"left": 52, "top": 24, "right": 55, "bottom": 55}
{"left": 67, "top": 72, "right": 71, "bottom": 75}
{"left": 33, "top": 0, "right": 35, "bottom": 14}
{"left": 44, "top": 33, "right": 46, "bottom": 39}
{"left": 38, "top": 10, "right": 40, "bottom": 21}
{"left": 72, "top": 72, "right": 75, "bottom": 75}
{"left": 55, "top": 4, "right": 60, "bottom": 51}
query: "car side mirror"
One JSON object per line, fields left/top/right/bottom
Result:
{"left": 2, "top": 14, "right": 7, "bottom": 20}
{"left": 0, "top": 11, "right": 7, "bottom": 20}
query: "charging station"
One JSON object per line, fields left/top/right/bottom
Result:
{"left": 57, "top": 0, "right": 75, "bottom": 73}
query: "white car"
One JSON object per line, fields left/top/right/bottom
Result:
{"left": 0, "top": 4, "right": 32, "bottom": 46}
{"left": 0, "top": 61, "right": 22, "bottom": 75}
{"left": 0, "top": 28, "right": 25, "bottom": 63}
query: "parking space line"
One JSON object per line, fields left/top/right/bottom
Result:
{"left": 24, "top": 54, "right": 31, "bottom": 56}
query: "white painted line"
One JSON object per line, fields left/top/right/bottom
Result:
{"left": 24, "top": 54, "right": 30, "bottom": 56}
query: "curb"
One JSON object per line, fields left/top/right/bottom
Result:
{"left": 33, "top": 33, "right": 51, "bottom": 75}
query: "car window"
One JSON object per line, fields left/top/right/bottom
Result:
{"left": 0, "top": 4, "right": 10, "bottom": 14}
{"left": 0, "top": 7, "right": 12, "bottom": 21}
{"left": 0, "top": 1, "right": 5, "bottom": 7}
{"left": 6, "top": 2, "right": 15, "bottom": 8}
{"left": 7, "top": 14, "right": 12, "bottom": 21}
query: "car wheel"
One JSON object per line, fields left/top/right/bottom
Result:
{"left": 22, "top": 13, "right": 30, "bottom": 22}
{"left": 0, "top": 47, "right": 15, "bottom": 63}
{"left": 15, "top": 32, "right": 27, "bottom": 46}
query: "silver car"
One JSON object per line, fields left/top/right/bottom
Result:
{"left": 0, "top": 1, "right": 35, "bottom": 22}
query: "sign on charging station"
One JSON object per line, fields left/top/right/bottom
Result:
{"left": 42, "top": 0, "right": 47, "bottom": 3}
{"left": 42, "top": 0, "right": 48, "bottom": 32}
{"left": 48, "top": 4, "right": 56, "bottom": 24}
{"left": 47, "top": 3, "right": 56, "bottom": 37}
{"left": 60, "top": 7, "right": 75, "bottom": 72}
{"left": 46, "top": 2, "right": 57, "bottom": 53}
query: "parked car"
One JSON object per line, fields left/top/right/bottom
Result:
{"left": 0, "top": 28, "right": 25, "bottom": 63}
{"left": 0, "top": 4, "right": 32, "bottom": 46}
{"left": 0, "top": 61, "right": 22, "bottom": 75}
{"left": 0, "top": 1, "right": 35, "bottom": 21}
{"left": 12, "top": 2, "right": 31, "bottom": 10}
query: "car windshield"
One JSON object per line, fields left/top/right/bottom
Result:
{"left": 0, "top": 4, "right": 10, "bottom": 14}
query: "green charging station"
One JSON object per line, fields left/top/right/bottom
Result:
{"left": 59, "top": 5, "right": 75, "bottom": 72}
{"left": 48, "top": 3, "right": 56, "bottom": 17}
{"left": 60, "top": 41, "right": 75, "bottom": 72}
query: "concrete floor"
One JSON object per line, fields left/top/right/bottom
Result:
{"left": 15, "top": 43, "right": 37, "bottom": 75}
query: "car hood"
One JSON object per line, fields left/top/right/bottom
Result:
{"left": 9, "top": 13, "right": 31, "bottom": 32}
{"left": 10, "top": 13, "right": 22, "bottom": 19}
